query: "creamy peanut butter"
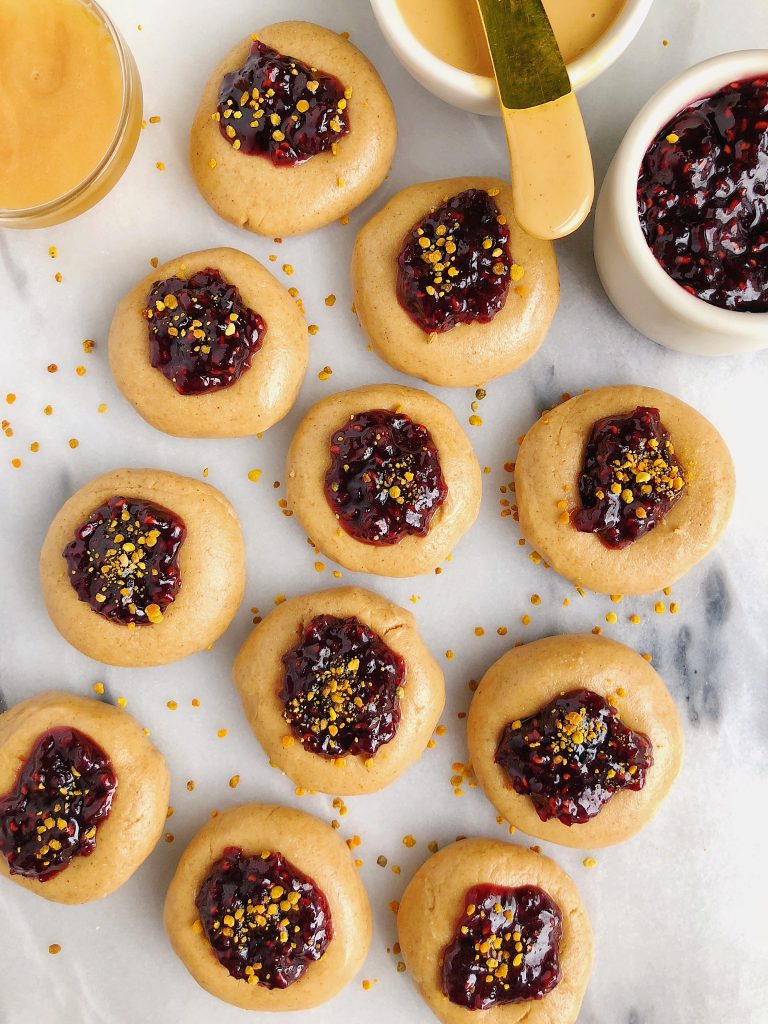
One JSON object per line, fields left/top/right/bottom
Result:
{"left": 0, "top": 0, "right": 124, "bottom": 210}
{"left": 396, "top": 0, "right": 626, "bottom": 75}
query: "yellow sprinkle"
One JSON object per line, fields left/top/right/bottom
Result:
{"left": 149, "top": 115, "right": 161, "bottom": 124}
{"left": 167, "top": 700, "right": 177, "bottom": 711}
{"left": 48, "top": 943, "right": 61, "bottom": 955}
{"left": 510, "top": 263, "right": 525, "bottom": 281}
{"left": 217, "top": 728, "right": 228, "bottom": 738}
{"left": 670, "top": 602, "right": 679, "bottom": 614}
{"left": 48, "top": 246, "right": 57, "bottom": 259}
{"left": 308, "top": 324, "right": 319, "bottom": 335}
{"left": 282, "top": 264, "right": 294, "bottom": 275}
{"left": 666, "top": 132, "right": 680, "bottom": 144}
{"left": 68, "top": 438, "right": 79, "bottom": 449}
{"left": 605, "top": 612, "right": 617, "bottom": 624}
{"left": 229, "top": 775, "right": 240, "bottom": 789}
{"left": 155, "top": 161, "right": 165, "bottom": 171}
{"left": 655, "top": 601, "right": 666, "bottom": 614}
{"left": 208, "top": 158, "right": 217, "bottom": 169}
{"left": 146, "top": 603, "right": 163, "bottom": 624}
{"left": 314, "top": 561, "right": 324, "bottom": 572}
{"left": 247, "top": 469, "right": 262, "bottom": 483}
{"left": 116, "top": 697, "right": 127, "bottom": 708}
{"left": 468, "top": 415, "right": 482, "bottom": 427}
{"left": 583, "top": 857, "right": 597, "bottom": 869}
{"left": 92, "top": 682, "right": 104, "bottom": 695}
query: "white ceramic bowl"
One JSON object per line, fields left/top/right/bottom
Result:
{"left": 369, "top": 0, "right": 654, "bottom": 115}
{"left": 594, "top": 50, "right": 768, "bottom": 356}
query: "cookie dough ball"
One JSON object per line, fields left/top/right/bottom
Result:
{"left": 108, "top": 248, "right": 307, "bottom": 438}
{"left": 164, "top": 803, "right": 371, "bottom": 1011}
{"left": 0, "top": 691, "right": 169, "bottom": 904}
{"left": 468, "top": 635, "right": 684, "bottom": 849}
{"left": 233, "top": 586, "right": 444, "bottom": 795}
{"left": 398, "top": 838, "right": 592, "bottom": 1024}
{"left": 515, "top": 385, "right": 735, "bottom": 594}
{"left": 285, "top": 384, "right": 482, "bottom": 577}
{"left": 190, "top": 22, "right": 397, "bottom": 236}
{"left": 40, "top": 469, "right": 245, "bottom": 667}
{"left": 352, "top": 177, "right": 559, "bottom": 387}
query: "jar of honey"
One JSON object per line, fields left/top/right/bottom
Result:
{"left": 0, "top": 0, "right": 143, "bottom": 228}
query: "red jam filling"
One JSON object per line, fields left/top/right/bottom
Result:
{"left": 63, "top": 496, "right": 186, "bottom": 625}
{"left": 572, "top": 406, "right": 685, "bottom": 549}
{"left": 0, "top": 728, "right": 117, "bottom": 881}
{"left": 280, "top": 614, "right": 405, "bottom": 758}
{"left": 217, "top": 40, "right": 350, "bottom": 166}
{"left": 495, "top": 688, "right": 653, "bottom": 826}
{"left": 324, "top": 409, "right": 448, "bottom": 545}
{"left": 396, "top": 188, "right": 512, "bottom": 333}
{"left": 442, "top": 884, "right": 562, "bottom": 1009}
{"left": 196, "top": 847, "right": 332, "bottom": 987}
{"left": 637, "top": 75, "right": 768, "bottom": 312}
{"left": 144, "top": 269, "right": 266, "bottom": 395}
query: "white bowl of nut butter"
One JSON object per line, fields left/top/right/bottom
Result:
{"left": 370, "top": 0, "right": 654, "bottom": 115}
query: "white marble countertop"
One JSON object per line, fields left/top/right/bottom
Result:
{"left": 1, "top": 1, "right": 767, "bottom": 1022}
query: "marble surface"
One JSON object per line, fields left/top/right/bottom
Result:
{"left": 1, "top": 1, "right": 768, "bottom": 1022}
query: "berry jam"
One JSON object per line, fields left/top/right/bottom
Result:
{"left": 0, "top": 728, "right": 117, "bottom": 881}
{"left": 196, "top": 847, "right": 332, "bottom": 987}
{"left": 442, "top": 884, "right": 562, "bottom": 1009}
{"left": 495, "top": 689, "right": 653, "bottom": 826}
{"left": 324, "top": 409, "right": 448, "bottom": 545}
{"left": 397, "top": 188, "right": 512, "bottom": 334}
{"left": 637, "top": 76, "right": 768, "bottom": 312}
{"left": 144, "top": 269, "right": 266, "bottom": 395}
{"left": 63, "top": 496, "right": 186, "bottom": 625}
{"left": 217, "top": 41, "right": 350, "bottom": 166}
{"left": 572, "top": 406, "right": 686, "bottom": 549}
{"left": 280, "top": 614, "right": 406, "bottom": 758}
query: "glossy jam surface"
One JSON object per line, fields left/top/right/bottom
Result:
{"left": 637, "top": 76, "right": 768, "bottom": 312}
{"left": 144, "top": 269, "right": 266, "bottom": 395}
{"left": 496, "top": 688, "right": 653, "bottom": 826}
{"left": 0, "top": 727, "right": 117, "bottom": 881}
{"left": 63, "top": 496, "right": 186, "bottom": 625}
{"left": 442, "top": 884, "right": 562, "bottom": 1009}
{"left": 196, "top": 847, "right": 332, "bottom": 987}
{"left": 572, "top": 406, "right": 686, "bottom": 549}
{"left": 325, "top": 409, "right": 447, "bottom": 545}
{"left": 280, "top": 614, "right": 406, "bottom": 758}
{"left": 397, "top": 188, "right": 512, "bottom": 333}
{"left": 217, "top": 40, "right": 350, "bottom": 166}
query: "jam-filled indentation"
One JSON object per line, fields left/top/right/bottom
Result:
{"left": 495, "top": 688, "right": 653, "bottom": 826}
{"left": 216, "top": 40, "right": 350, "bottom": 166}
{"left": 63, "top": 496, "right": 186, "bottom": 625}
{"left": 572, "top": 406, "right": 686, "bottom": 549}
{"left": 144, "top": 268, "right": 266, "bottom": 395}
{"left": 196, "top": 846, "right": 332, "bottom": 987}
{"left": 397, "top": 188, "right": 513, "bottom": 334}
{"left": 0, "top": 727, "right": 117, "bottom": 881}
{"left": 280, "top": 614, "right": 405, "bottom": 758}
{"left": 324, "top": 409, "right": 448, "bottom": 546}
{"left": 442, "top": 884, "right": 562, "bottom": 1009}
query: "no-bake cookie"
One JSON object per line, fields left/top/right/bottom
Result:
{"left": 190, "top": 22, "right": 397, "bottom": 236}
{"left": 0, "top": 691, "right": 169, "bottom": 904}
{"left": 109, "top": 248, "right": 307, "bottom": 438}
{"left": 233, "top": 586, "right": 444, "bottom": 794}
{"left": 352, "top": 177, "right": 559, "bottom": 387}
{"left": 285, "top": 384, "right": 482, "bottom": 576}
{"left": 40, "top": 469, "right": 245, "bottom": 667}
{"left": 468, "top": 634, "right": 684, "bottom": 848}
{"left": 514, "top": 385, "right": 735, "bottom": 594}
{"left": 398, "top": 838, "right": 592, "bottom": 1024}
{"left": 164, "top": 803, "right": 371, "bottom": 1011}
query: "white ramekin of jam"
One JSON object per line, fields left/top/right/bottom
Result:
{"left": 595, "top": 50, "right": 768, "bottom": 356}
{"left": 0, "top": 0, "right": 143, "bottom": 229}
{"left": 369, "top": 0, "right": 654, "bottom": 115}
